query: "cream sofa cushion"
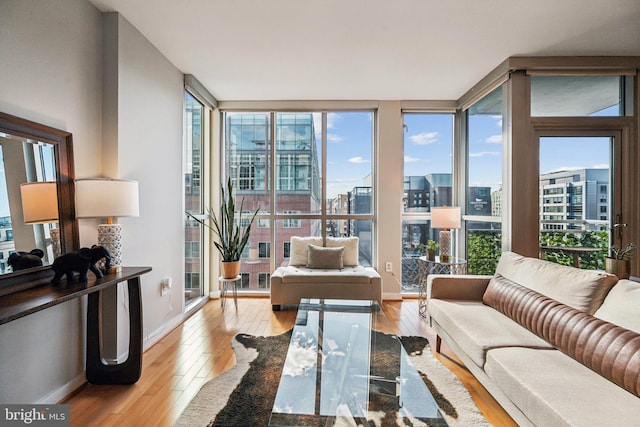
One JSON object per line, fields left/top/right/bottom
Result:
{"left": 277, "top": 265, "right": 374, "bottom": 283}
{"left": 594, "top": 279, "right": 640, "bottom": 333}
{"left": 325, "top": 237, "right": 359, "bottom": 266}
{"left": 289, "top": 236, "right": 322, "bottom": 266}
{"left": 485, "top": 347, "right": 640, "bottom": 427}
{"left": 495, "top": 251, "right": 618, "bottom": 314}
{"left": 428, "top": 299, "right": 553, "bottom": 368}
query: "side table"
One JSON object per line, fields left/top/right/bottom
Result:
{"left": 220, "top": 275, "right": 241, "bottom": 310}
{"left": 418, "top": 256, "right": 467, "bottom": 320}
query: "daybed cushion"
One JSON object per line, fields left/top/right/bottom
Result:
{"left": 276, "top": 265, "right": 375, "bottom": 283}
{"left": 427, "top": 299, "right": 553, "bottom": 368}
{"left": 594, "top": 279, "right": 640, "bottom": 333}
{"left": 306, "top": 244, "right": 344, "bottom": 269}
{"left": 289, "top": 236, "right": 323, "bottom": 266}
{"left": 485, "top": 347, "right": 640, "bottom": 427}
{"left": 495, "top": 251, "right": 617, "bottom": 313}
{"left": 325, "top": 236, "right": 359, "bottom": 266}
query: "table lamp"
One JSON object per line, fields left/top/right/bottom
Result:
{"left": 431, "top": 206, "right": 461, "bottom": 262}
{"left": 20, "top": 181, "right": 61, "bottom": 258}
{"left": 75, "top": 179, "right": 139, "bottom": 272}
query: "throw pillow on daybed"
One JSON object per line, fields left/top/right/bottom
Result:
{"left": 306, "top": 244, "right": 344, "bottom": 269}
{"left": 325, "top": 236, "right": 359, "bottom": 266}
{"left": 289, "top": 236, "right": 323, "bottom": 266}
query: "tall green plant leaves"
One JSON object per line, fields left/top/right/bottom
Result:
{"left": 185, "top": 177, "right": 258, "bottom": 262}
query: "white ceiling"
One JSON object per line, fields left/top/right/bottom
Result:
{"left": 89, "top": 0, "right": 640, "bottom": 101}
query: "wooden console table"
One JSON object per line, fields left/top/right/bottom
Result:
{"left": 0, "top": 266, "right": 152, "bottom": 385}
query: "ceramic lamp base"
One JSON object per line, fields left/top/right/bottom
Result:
{"left": 439, "top": 229, "right": 452, "bottom": 262}
{"left": 98, "top": 223, "right": 123, "bottom": 270}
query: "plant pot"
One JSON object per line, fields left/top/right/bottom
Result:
{"left": 221, "top": 261, "right": 241, "bottom": 279}
{"left": 427, "top": 250, "right": 436, "bottom": 261}
{"left": 605, "top": 257, "right": 630, "bottom": 279}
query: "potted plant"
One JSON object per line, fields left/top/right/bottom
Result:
{"left": 605, "top": 242, "right": 636, "bottom": 279}
{"left": 426, "top": 239, "right": 439, "bottom": 261}
{"left": 186, "top": 178, "right": 258, "bottom": 278}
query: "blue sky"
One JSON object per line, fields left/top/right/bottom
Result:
{"left": 322, "top": 111, "right": 612, "bottom": 199}
{"left": 313, "top": 112, "right": 374, "bottom": 198}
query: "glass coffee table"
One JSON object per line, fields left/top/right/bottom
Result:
{"left": 269, "top": 299, "right": 447, "bottom": 426}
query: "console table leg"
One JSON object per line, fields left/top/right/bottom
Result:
{"left": 86, "top": 277, "right": 143, "bottom": 384}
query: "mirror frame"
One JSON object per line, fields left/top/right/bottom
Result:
{"left": 0, "top": 112, "right": 80, "bottom": 275}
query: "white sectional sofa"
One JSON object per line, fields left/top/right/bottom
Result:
{"left": 270, "top": 236, "right": 382, "bottom": 310}
{"left": 426, "top": 251, "right": 640, "bottom": 427}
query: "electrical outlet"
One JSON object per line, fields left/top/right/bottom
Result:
{"left": 385, "top": 262, "right": 392, "bottom": 272}
{"left": 161, "top": 277, "right": 172, "bottom": 296}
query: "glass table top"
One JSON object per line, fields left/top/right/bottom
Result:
{"left": 269, "top": 299, "right": 447, "bottom": 426}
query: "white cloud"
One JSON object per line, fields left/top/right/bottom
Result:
{"left": 404, "top": 155, "right": 420, "bottom": 163}
{"left": 469, "top": 151, "right": 500, "bottom": 157}
{"left": 485, "top": 134, "right": 502, "bottom": 144}
{"left": 349, "top": 157, "right": 370, "bottom": 164}
{"left": 591, "top": 163, "right": 609, "bottom": 169}
{"left": 327, "top": 113, "right": 341, "bottom": 129}
{"left": 327, "top": 133, "right": 345, "bottom": 143}
{"left": 410, "top": 131, "right": 438, "bottom": 145}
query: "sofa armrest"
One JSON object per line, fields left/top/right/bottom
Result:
{"left": 427, "top": 274, "right": 492, "bottom": 301}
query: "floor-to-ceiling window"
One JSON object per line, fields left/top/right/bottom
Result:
{"left": 400, "top": 112, "right": 454, "bottom": 293}
{"left": 531, "top": 74, "right": 629, "bottom": 269}
{"left": 464, "top": 87, "right": 503, "bottom": 274}
{"left": 223, "top": 111, "right": 374, "bottom": 292}
{"left": 184, "top": 91, "right": 208, "bottom": 306}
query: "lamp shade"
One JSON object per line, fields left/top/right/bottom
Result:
{"left": 75, "top": 179, "right": 139, "bottom": 218}
{"left": 431, "top": 206, "right": 461, "bottom": 229}
{"left": 20, "top": 182, "right": 59, "bottom": 224}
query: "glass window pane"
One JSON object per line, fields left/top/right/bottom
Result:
{"left": 225, "top": 112, "right": 271, "bottom": 213}
{"left": 326, "top": 112, "right": 374, "bottom": 214}
{"left": 467, "top": 222, "right": 502, "bottom": 274}
{"left": 275, "top": 113, "right": 321, "bottom": 214}
{"left": 467, "top": 86, "right": 502, "bottom": 217}
{"left": 539, "top": 137, "right": 611, "bottom": 270}
{"left": 403, "top": 114, "right": 454, "bottom": 212}
{"left": 184, "top": 92, "right": 204, "bottom": 304}
{"left": 531, "top": 75, "right": 623, "bottom": 117}
{"left": 258, "top": 273, "right": 270, "bottom": 289}
{"left": 401, "top": 219, "right": 435, "bottom": 293}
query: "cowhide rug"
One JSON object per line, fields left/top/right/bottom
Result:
{"left": 175, "top": 330, "right": 489, "bottom": 426}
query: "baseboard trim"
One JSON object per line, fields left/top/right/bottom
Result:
{"left": 144, "top": 313, "right": 186, "bottom": 352}
{"left": 383, "top": 292, "right": 403, "bottom": 301}
{"left": 39, "top": 373, "right": 86, "bottom": 404}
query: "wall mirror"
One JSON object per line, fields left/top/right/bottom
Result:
{"left": 0, "top": 112, "right": 79, "bottom": 277}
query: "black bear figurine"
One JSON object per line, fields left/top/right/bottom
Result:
{"left": 51, "top": 245, "right": 112, "bottom": 284}
{"left": 8, "top": 249, "right": 45, "bottom": 271}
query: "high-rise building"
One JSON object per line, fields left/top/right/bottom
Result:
{"left": 225, "top": 113, "right": 321, "bottom": 289}
{"left": 539, "top": 168, "right": 609, "bottom": 231}
{"left": 491, "top": 187, "right": 503, "bottom": 217}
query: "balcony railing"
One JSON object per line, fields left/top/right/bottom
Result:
{"left": 400, "top": 222, "right": 610, "bottom": 292}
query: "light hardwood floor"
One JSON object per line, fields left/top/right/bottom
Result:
{"left": 63, "top": 298, "right": 516, "bottom": 426}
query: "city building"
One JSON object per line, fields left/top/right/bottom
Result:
{"left": 492, "top": 187, "right": 503, "bottom": 217}
{"left": 539, "top": 168, "right": 609, "bottom": 231}
{"left": 226, "top": 113, "right": 322, "bottom": 289}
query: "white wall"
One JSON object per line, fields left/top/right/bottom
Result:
{"left": 0, "top": 0, "right": 102, "bottom": 403}
{"left": 0, "top": 0, "right": 186, "bottom": 403}
{"left": 105, "top": 13, "right": 185, "bottom": 343}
